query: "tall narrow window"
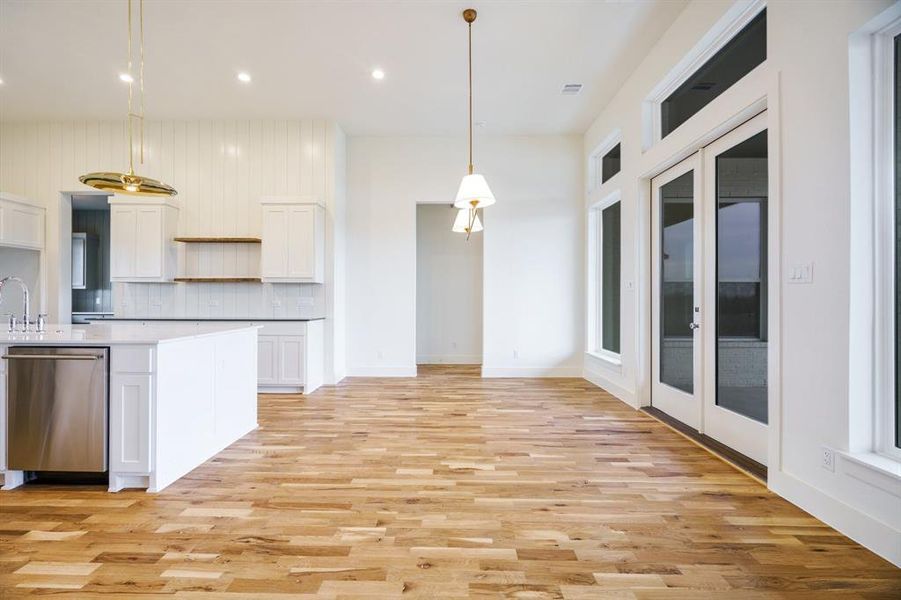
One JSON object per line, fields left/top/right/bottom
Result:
{"left": 601, "top": 202, "right": 621, "bottom": 354}
{"left": 894, "top": 32, "right": 900, "bottom": 448}
{"left": 661, "top": 9, "right": 766, "bottom": 138}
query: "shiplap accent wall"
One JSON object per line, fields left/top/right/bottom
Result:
{"left": 0, "top": 119, "right": 346, "bottom": 381}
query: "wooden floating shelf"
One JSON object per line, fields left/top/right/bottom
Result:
{"left": 174, "top": 237, "right": 262, "bottom": 244}
{"left": 174, "top": 277, "right": 262, "bottom": 283}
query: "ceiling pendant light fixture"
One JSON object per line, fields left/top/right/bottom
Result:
{"left": 79, "top": 0, "right": 177, "bottom": 197}
{"left": 453, "top": 8, "right": 494, "bottom": 239}
{"left": 452, "top": 207, "right": 483, "bottom": 234}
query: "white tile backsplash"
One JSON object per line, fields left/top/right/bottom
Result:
{"left": 114, "top": 281, "right": 324, "bottom": 319}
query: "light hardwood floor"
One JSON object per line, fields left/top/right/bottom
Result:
{"left": 1, "top": 365, "right": 899, "bottom": 598}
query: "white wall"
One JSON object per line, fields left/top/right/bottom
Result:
{"left": 581, "top": 0, "right": 899, "bottom": 566}
{"left": 0, "top": 119, "right": 346, "bottom": 383}
{"left": 0, "top": 247, "right": 41, "bottom": 317}
{"left": 347, "top": 135, "right": 583, "bottom": 377}
{"left": 765, "top": 0, "right": 899, "bottom": 567}
{"left": 416, "top": 204, "right": 482, "bottom": 364}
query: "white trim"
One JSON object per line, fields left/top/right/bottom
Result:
{"left": 642, "top": 0, "right": 767, "bottom": 151}
{"left": 587, "top": 129, "right": 622, "bottom": 194}
{"left": 587, "top": 189, "right": 623, "bottom": 360}
{"left": 586, "top": 349, "right": 621, "bottom": 368}
{"left": 583, "top": 365, "right": 637, "bottom": 408}
{"left": 848, "top": 3, "right": 901, "bottom": 463}
{"left": 416, "top": 355, "right": 482, "bottom": 365}
{"left": 838, "top": 451, "right": 901, "bottom": 498}
{"left": 769, "top": 469, "right": 901, "bottom": 567}
{"left": 481, "top": 366, "right": 582, "bottom": 378}
{"left": 346, "top": 366, "right": 418, "bottom": 377}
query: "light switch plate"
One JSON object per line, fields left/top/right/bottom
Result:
{"left": 789, "top": 263, "right": 813, "bottom": 284}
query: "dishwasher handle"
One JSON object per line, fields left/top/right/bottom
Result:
{"left": 1, "top": 354, "right": 104, "bottom": 361}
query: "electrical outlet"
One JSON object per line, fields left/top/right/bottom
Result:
{"left": 513, "top": 349, "right": 519, "bottom": 359}
{"left": 821, "top": 446, "right": 835, "bottom": 472}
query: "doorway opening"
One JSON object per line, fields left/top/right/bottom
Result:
{"left": 415, "top": 204, "right": 483, "bottom": 368}
{"left": 649, "top": 111, "right": 770, "bottom": 474}
{"left": 70, "top": 194, "right": 113, "bottom": 324}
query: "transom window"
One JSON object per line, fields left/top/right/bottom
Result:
{"left": 661, "top": 9, "right": 766, "bottom": 138}
{"left": 601, "top": 143, "right": 621, "bottom": 183}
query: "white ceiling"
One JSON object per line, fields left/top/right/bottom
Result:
{"left": 0, "top": 0, "right": 686, "bottom": 135}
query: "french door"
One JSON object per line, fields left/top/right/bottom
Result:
{"left": 651, "top": 112, "right": 769, "bottom": 465}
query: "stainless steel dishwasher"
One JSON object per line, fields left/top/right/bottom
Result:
{"left": 4, "top": 346, "right": 108, "bottom": 472}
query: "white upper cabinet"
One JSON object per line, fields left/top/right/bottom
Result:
{"left": 260, "top": 197, "right": 324, "bottom": 283}
{"left": 0, "top": 193, "right": 45, "bottom": 250}
{"left": 109, "top": 198, "right": 178, "bottom": 282}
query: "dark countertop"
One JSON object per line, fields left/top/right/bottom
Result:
{"left": 89, "top": 317, "right": 326, "bottom": 322}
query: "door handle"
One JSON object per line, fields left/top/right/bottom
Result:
{"left": 689, "top": 322, "right": 700, "bottom": 330}
{"left": 1, "top": 354, "right": 103, "bottom": 360}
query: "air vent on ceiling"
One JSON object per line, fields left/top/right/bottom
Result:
{"left": 561, "top": 83, "right": 583, "bottom": 95}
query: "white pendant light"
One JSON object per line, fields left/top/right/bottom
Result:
{"left": 452, "top": 207, "right": 483, "bottom": 234}
{"left": 453, "top": 9, "right": 495, "bottom": 216}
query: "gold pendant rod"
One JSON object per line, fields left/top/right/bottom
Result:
{"left": 139, "top": 0, "right": 144, "bottom": 165}
{"left": 468, "top": 19, "right": 473, "bottom": 175}
{"left": 127, "top": 0, "right": 134, "bottom": 175}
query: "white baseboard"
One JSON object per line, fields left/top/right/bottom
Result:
{"left": 346, "top": 365, "right": 418, "bottom": 377}
{"left": 768, "top": 469, "right": 901, "bottom": 567}
{"left": 583, "top": 367, "right": 637, "bottom": 407}
{"left": 416, "top": 355, "right": 482, "bottom": 364}
{"left": 481, "top": 365, "right": 583, "bottom": 378}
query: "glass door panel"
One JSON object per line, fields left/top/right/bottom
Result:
{"left": 651, "top": 156, "right": 701, "bottom": 430}
{"left": 715, "top": 130, "right": 768, "bottom": 424}
{"left": 660, "top": 172, "right": 695, "bottom": 394}
{"left": 702, "top": 111, "right": 769, "bottom": 465}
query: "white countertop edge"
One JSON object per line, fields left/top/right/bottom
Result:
{"left": 1, "top": 323, "right": 262, "bottom": 346}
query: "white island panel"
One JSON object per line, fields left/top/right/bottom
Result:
{"left": 152, "top": 327, "right": 258, "bottom": 492}
{"left": 1, "top": 323, "right": 259, "bottom": 493}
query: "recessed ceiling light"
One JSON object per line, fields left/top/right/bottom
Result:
{"left": 237, "top": 72, "right": 252, "bottom": 83}
{"left": 0, "top": 78, "right": 4, "bottom": 85}
{"left": 371, "top": 68, "right": 385, "bottom": 80}
{"left": 119, "top": 73, "right": 134, "bottom": 83}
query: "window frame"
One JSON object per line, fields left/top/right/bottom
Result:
{"left": 642, "top": 0, "right": 767, "bottom": 151}
{"left": 588, "top": 130, "right": 622, "bottom": 193}
{"left": 588, "top": 190, "right": 622, "bottom": 364}
{"left": 875, "top": 18, "right": 901, "bottom": 460}
{"left": 601, "top": 143, "right": 622, "bottom": 184}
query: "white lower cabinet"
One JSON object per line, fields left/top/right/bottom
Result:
{"left": 254, "top": 322, "right": 323, "bottom": 393}
{"left": 0, "top": 358, "right": 7, "bottom": 472}
{"left": 277, "top": 335, "right": 306, "bottom": 385}
{"left": 257, "top": 336, "right": 278, "bottom": 385}
{"left": 109, "top": 345, "right": 154, "bottom": 475}
{"left": 109, "top": 372, "right": 152, "bottom": 474}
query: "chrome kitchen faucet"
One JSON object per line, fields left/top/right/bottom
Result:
{"left": 0, "top": 276, "right": 44, "bottom": 332}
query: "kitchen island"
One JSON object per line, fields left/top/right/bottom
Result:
{"left": 0, "top": 322, "right": 259, "bottom": 493}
